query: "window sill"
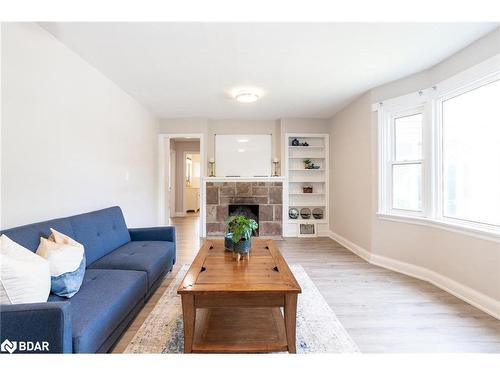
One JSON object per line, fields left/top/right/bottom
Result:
{"left": 376, "top": 212, "right": 500, "bottom": 243}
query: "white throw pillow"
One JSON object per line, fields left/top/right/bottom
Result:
{"left": 36, "top": 229, "right": 85, "bottom": 298}
{"left": 0, "top": 234, "right": 51, "bottom": 305}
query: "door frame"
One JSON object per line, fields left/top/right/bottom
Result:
{"left": 183, "top": 151, "right": 201, "bottom": 215}
{"left": 158, "top": 134, "right": 205, "bottom": 232}
{"left": 169, "top": 149, "right": 176, "bottom": 218}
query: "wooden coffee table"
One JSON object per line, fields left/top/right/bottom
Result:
{"left": 177, "top": 239, "right": 301, "bottom": 353}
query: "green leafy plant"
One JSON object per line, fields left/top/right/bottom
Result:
{"left": 303, "top": 159, "right": 311, "bottom": 168}
{"left": 224, "top": 215, "right": 258, "bottom": 243}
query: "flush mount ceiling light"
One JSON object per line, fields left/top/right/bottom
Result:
{"left": 233, "top": 89, "right": 262, "bottom": 104}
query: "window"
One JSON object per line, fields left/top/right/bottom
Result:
{"left": 391, "top": 112, "right": 423, "bottom": 211}
{"left": 376, "top": 56, "right": 500, "bottom": 238}
{"left": 441, "top": 79, "right": 500, "bottom": 226}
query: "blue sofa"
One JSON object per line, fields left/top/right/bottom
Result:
{"left": 0, "top": 207, "right": 176, "bottom": 353}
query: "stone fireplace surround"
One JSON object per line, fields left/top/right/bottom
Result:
{"left": 205, "top": 180, "right": 283, "bottom": 237}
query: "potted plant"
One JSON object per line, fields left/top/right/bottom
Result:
{"left": 303, "top": 159, "right": 312, "bottom": 169}
{"left": 224, "top": 215, "right": 258, "bottom": 254}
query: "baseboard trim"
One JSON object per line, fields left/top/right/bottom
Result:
{"left": 328, "top": 231, "right": 371, "bottom": 262}
{"left": 327, "top": 230, "right": 500, "bottom": 320}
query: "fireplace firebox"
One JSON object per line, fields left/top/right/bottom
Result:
{"left": 228, "top": 204, "right": 259, "bottom": 236}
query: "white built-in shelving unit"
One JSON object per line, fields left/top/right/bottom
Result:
{"left": 283, "top": 133, "right": 329, "bottom": 237}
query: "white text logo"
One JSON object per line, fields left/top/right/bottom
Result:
{"left": 1, "top": 339, "right": 49, "bottom": 353}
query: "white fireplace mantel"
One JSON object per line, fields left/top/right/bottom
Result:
{"left": 204, "top": 176, "right": 285, "bottom": 182}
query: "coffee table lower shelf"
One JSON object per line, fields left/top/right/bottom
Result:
{"left": 191, "top": 307, "right": 289, "bottom": 353}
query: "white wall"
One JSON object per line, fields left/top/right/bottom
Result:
{"left": 329, "top": 27, "right": 500, "bottom": 317}
{"left": 1, "top": 23, "right": 159, "bottom": 228}
{"left": 0, "top": 24, "right": 3, "bottom": 229}
{"left": 329, "top": 93, "right": 373, "bottom": 251}
{"left": 159, "top": 118, "right": 328, "bottom": 176}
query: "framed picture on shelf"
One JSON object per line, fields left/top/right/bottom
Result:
{"left": 298, "top": 223, "right": 316, "bottom": 237}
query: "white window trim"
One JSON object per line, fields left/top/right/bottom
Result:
{"left": 374, "top": 53, "right": 500, "bottom": 243}
{"left": 376, "top": 92, "right": 430, "bottom": 219}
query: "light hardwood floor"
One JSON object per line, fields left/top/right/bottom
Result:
{"left": 112, "top": 216, "right": 500, "bottom": 353}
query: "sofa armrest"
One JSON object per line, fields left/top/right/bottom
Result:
{"left": 0, "top": 302, "right": 72, "bottom": 354}
{"left": 128, "top": 226, "right": 176, "bottom": 243}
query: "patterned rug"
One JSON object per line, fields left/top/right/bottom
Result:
{"left": 124, "top": 264, "right": 359, "bottom": 354}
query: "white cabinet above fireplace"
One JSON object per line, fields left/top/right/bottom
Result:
{"left": 214, "top": 134, "right": 272, "bottom": 177}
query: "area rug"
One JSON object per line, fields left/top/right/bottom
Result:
{"left": 124, "top": 264, "right": 359, "bottom": 354}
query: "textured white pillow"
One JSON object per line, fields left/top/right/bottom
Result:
{"left": 0, "top": 234, "right": 51, "bottom": 305}
{"left": 36, "top": 228, "right": 85, "bottom": 298}
{"left": 37, "top": 237, "right": 84, "bottom": 277}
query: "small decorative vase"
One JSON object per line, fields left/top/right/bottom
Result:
{"left": 233, "top": 238, "right": 252, "bottom": 253}
{"left": 224, "top": 233, "right": 234, "bottom": 251}
{"left": 233, "top": 238, "right": 252, "bottom": 262}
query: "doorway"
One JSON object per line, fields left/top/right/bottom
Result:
{"left": 158, "top": 134, "right": 204, "bottom": 236}
{"left": 183, "top": 152, "right": 201, "bottom": 216}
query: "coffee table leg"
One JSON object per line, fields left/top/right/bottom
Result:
{"left": 181, "top": 295, "right": 196, "bottom": 353}
{"left": 284, "top": 294, "right": 298, "bottom": 353}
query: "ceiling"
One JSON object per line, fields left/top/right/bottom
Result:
{"left": 40, "top": 23, "right": 498, "bottom": 119}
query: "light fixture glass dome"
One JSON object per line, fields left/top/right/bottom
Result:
{"left": 235, "top": 91, "right": 260, "bottom": 103}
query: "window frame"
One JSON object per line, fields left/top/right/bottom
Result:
{"left": 375, "top": 54, "right": 500, "bottom": 241}
{"left": 377, "top": 92, "right": 430, "bottom": 219}
{"left": 388, "top": 107, "right": 425, "bottom": 215}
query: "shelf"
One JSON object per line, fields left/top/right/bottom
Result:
{"left": 288, "top": 202, "right": 326, "bottom": 206}
{"left": 288, "top": 156, "right": 325, "bottom": 159}
{"left": 289, "top": 169, "right": 324, "bottom": 171}
{"left": 289, "top": 192, "right": 325, "bottom": 195}
{"left": 285, "top": 133, "right": 329, "bottom": 237}
{"left": 289, "top": 181, "right": 325, "bottom": 184}
{"left": 289, "top": 146, "right": 324, "bottom": 149}
{"left": 287, "top": 219, "right": 327, "bottom": 224}
{"left": 288, "top": 178, "right": 325, "bottom": 183}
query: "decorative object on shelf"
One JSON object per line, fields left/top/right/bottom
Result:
{"left": 208, "top": 158, "right": 215, "bottom": 177}
{"left": 300, "top": 142, "right": 309, "bottom": 146}
{"left": 224, "top": 215, "right": 258, "bottom": 261}
{"left": 303, "top": 185, "right": 313, "bottom": 193}
{"left": 299, "top": 223, "right": 315, "bottom": 236}
{"left": 288, "top": 207, "right": 299, "bottom": 220}
{"left": 304, "top": 159, "right": 320, "bottom": 169}
{"left": 272, "top": 157, "right": 280, "bottom": 177}
{"left": 312, "top": 208, "right": 324, "bottom": 219}
{"left": 291, "top": 138, "right": 300, "bottom": 146}
{"left": 300, "top": 208, "right": 311, "bottom": 219}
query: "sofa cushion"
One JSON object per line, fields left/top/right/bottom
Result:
{"left": 68, "top": 207, "right": 131, "bottom": 264}
{"left": 88, "top": 241, "right": 175, "bottom": 289}
{"left": 0, "top": 207, "right": 131, "bottom": 265}
{"left": 49, "top": 268, "right": 147, "bottom": 353}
